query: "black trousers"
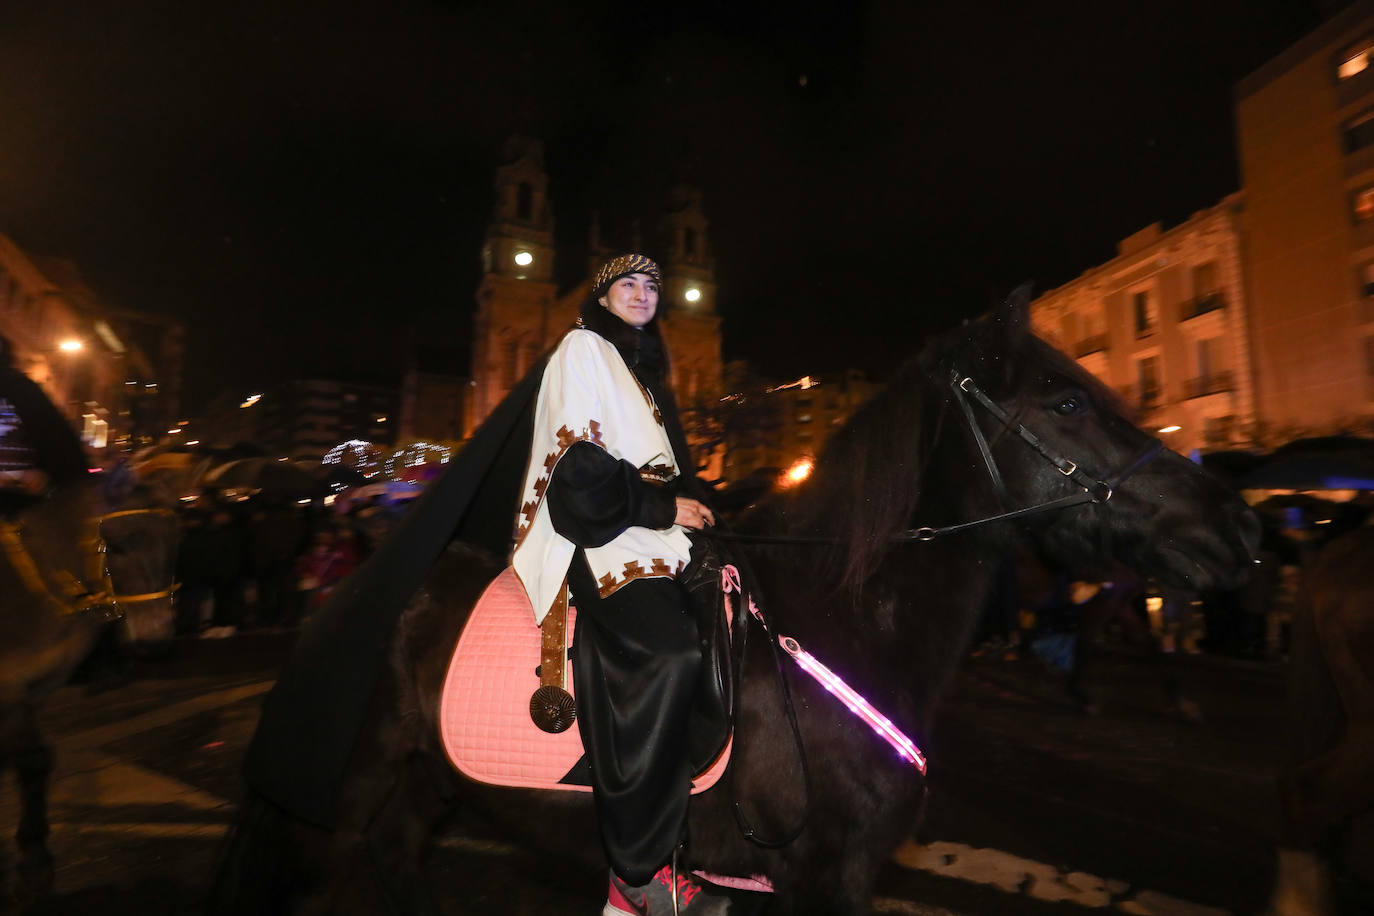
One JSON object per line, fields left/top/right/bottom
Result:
{"left": 567, "top": 552, "right": 701, "bottom": 886}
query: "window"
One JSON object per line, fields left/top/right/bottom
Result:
{"left": 1196, "top": 337, "right": 1216, "bottom": 380}
{"left": 1339, "top": 39, "right": 1374, "bottom": 80}
{"left": 1366, "top": 337, "right": 1374, "bottom": 400}
{"left": 1192, "top": 261, "right": 1218, "bottom": 297}
{"left": 516, "top": 182, "right": 533, "bottom": 221}
{"left": 1137, "top": 355, "right": 1160, "bottom": 407}
{"left": 1132, "top": 290, "right": 1157, "bottom": 337}
{"left": 1347, "top": 110, "right": 1374, "bottom": 154}
{"left": 1353, "top": 186, "right": 1374, "bottom": 222}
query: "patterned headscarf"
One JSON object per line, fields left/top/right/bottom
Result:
{"left": 592, "top": 253, "right": 662, "bottom": 298}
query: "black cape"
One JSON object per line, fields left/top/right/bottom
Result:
{"left": 242, "top": 358, "right": 548, "bottom": 828}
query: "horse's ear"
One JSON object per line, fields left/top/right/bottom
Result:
{"left": 971, "top": 281, "right": 1034, "bottom": 364}
{"left": 1001, "top": 282, "right": 1034, "bottom": 339}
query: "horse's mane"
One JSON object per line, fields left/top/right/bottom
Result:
{"left": 785, "top": 350, "right": 949, "bottom": 594}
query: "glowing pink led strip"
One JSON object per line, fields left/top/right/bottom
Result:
{"left": 720, "top": 566, "right": 928, "bottom": 775}
{"left": 781, "top": 637, "right": 927, "bottom": 773}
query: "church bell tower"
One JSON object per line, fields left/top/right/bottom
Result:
{"left": 469, "top": 137, "right": 559, "bottom": 435}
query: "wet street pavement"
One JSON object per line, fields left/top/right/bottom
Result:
{"left": 1, "top": 630, "right": 1289, "bottom": 914}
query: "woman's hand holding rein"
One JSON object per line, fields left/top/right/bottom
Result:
{"left": 674, "top": 497, "right": 715, "bottom": 530}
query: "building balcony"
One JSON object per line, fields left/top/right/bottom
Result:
{"left": 1072, "top": 334, "right": 1109, "bottom": 358}
{"left": 1184, "top": 371, "right": 1235, "bottom": 399}
{"left": 1180, "top": 293, "right": 1226, "bottom": 321}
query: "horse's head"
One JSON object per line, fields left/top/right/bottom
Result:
{"left": 924, "top": 285, "right": 1260, "bottom": 592}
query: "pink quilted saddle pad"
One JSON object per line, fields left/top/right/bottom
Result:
{"left": 438, "top": 567, "right": 730, "bottom": 793}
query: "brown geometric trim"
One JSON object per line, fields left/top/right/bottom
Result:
{"left": 596, "top": 557, "right": 687, "bottom": 598}
{"left": 631, "top": 376, "right": 664, "bottom": 426}
{"left": 639, "top": 463, "right": 676, "bottom": 485}
{"left": 515, "top": 420, "right": 606, "bottom": 547}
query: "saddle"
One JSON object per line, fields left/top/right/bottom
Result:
{"left": 438, "top": 534, "right": 740, "bottom": 792}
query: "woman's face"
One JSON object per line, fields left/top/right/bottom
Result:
{"left": 599, "top": 272, "right": 659, "bottom": 328}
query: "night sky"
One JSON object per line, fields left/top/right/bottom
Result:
{"left": 0, "top": 0, "right": 1342, "bottom": 413}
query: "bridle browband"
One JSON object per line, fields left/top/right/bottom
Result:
{"left": 707, "top": 367, "right": 1164, "bottom": 546}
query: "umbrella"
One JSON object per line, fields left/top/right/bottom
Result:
{"left": 200, "top": 458, "right": 330, "bottom": 499}
{"left": 1239, "top": 441, "right": 1374, "bottom": 491}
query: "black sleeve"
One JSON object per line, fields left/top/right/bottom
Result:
{"left": 546, "top": 441, "right": 677, "bottom": 547}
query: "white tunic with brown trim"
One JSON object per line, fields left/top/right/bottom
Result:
{"left": 511, "top": 328, "right": 693, "bottom": 626}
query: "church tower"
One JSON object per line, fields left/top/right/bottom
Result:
{"left": 468, "top": 138, "right": 560, "bottom": 435}
{"left": 658, "top": 186, "right": 722, "bottom": 409}
{"left": 658, "top": 186, "right": 725, "bottom": 480}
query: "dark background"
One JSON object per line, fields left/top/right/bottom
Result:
{"left": 0, "top": 0, "right": 1343, "bottom": 412}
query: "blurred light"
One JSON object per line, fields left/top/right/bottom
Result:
{"left": 240, "top": 393, "right": 262, "bottom": 408}
{"left": 58, "top": 339, "right": 83, "bottom": 353}
{"left": 296, "top": 498, "right": 312, "bottom": 506}
{"left": 1158, "top": 425, "right": 1181, "bottom": 434}
{"left": 167, "top": 427, "right": 182, "bottom": 435}
{"left": 684, "top": 287, "right": 701, "bottom": 303}
{"left": 782, "top": 457, "right": 814, "bottom": 485}
{"left": 513, "top": 250, "right": 533, "bottom": 267}
{"left": 186, "top": 439, "right": 200, "bottom": 446}
{"left": 1340, "top": 47, "right": 1371, "bottom": 79}
{"left": 375, "top": 416, "right": 387, "bottom": 423}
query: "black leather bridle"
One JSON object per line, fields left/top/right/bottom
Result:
{"left": 708, "top": 368, "right": 1164, "bottom": 546}
{"left": 912, "top": 369, "right": 1165, "bottom": 541}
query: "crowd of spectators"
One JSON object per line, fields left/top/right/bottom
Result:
{"left": 174, "top": 488, "right": 403, "bottom": 638}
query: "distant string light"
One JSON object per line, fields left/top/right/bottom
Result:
{"left": 384, "top": 441, "right": 452, "bottom": 479}
{"left": 323, "top": 439, "right": 384, "bottom": 476}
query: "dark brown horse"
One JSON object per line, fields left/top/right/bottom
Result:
{"left": 0, "top": 475, "right": 180, "bottom": 905}
{"left": 1268, "top": 524, "right": 1374, "bottom": 916}
{"left": 213, "top": 292, "right": 1259, "bottom": 914}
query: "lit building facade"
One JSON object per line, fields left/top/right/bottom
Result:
{"left": 0, "top": 233, "right": 175, "bottom": 451}
{"left": 1030, "top": 197, "right": 1256, "bottom": 455}
{"left": 466, "top": 138, "right": 724, "bottom": 476}
{"left": 252, "top": 379, "right": 398, "bottom": 461}
{"left": 1235, "top": 0, "right": 1374, "bottom": 442}
{"left": 721, "top": 363, "right": 881, "bottom": 480}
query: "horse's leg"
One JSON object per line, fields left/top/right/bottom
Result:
{"left": 1285, "top": 586, "right": 1374, "bottom": 845}
{"left": 11, "top": 709, "right": 54, "bottom": 903}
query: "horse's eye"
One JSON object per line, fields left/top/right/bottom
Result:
{"left": 1054, "top": 396, "right": 1085, "bottom": 416}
